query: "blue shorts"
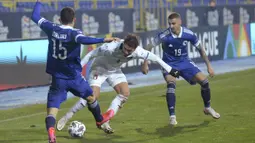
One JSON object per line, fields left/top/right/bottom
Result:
{"left": 47, "top": 75, "right": 93, "bottom": 108}
{"left": 162, "top": 59, "right": 201, "bottom": 85}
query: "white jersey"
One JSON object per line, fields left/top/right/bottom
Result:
{"left": 81, "top": 40, "right": 172, "bottom": 75}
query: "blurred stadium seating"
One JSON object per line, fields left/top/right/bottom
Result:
{"left": 0, "top": 0, "right": 254, "bottom": 12}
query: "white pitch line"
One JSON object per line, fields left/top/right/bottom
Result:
{"left": 0, "top": 112, "right": 46, "bottom": 123}
{"left": 0, "top": 108, "right": 68, "bottom": 124}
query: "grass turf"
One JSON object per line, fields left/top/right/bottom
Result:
{"left": 0, "top": 69, "right": 254, "bottom": 143}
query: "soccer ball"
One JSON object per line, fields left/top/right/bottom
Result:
{"left": 68, "top": 121, "right": 86, "bottom": 137}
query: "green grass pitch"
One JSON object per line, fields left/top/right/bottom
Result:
{"left": 0, "top": 69, "right": 255, "bottom": 143}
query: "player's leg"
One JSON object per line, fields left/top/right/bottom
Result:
{"left": 99, "top": 72, "right": 129, "bottom": 134}
{"left": 57, "top": 70, "right": 106, "bottom": 130}
{"left": 46, "top": 77, "right": 68, "bottom": 143}
{"left": 46, "top": 108, "right": 58, "bottom": 143}
{"left": 107, "top": 72, "right": 129, "bottom": 117}
{"left": 109, "top": 82, "right": 129, "bottom": 116}
{"left": 69, "top": 75, "right": 111, "bottom": 127}
{"left": 162, "top": 68, "right": 178, "bottom": 126}
{"left": 57, "top": 86, "right": 101, "bottom": 131}
{"left": 181, "top": 60, "right": 220, "bottom": 119}
{"left": 193, "top": 72, "right": 220, "bottom": 119}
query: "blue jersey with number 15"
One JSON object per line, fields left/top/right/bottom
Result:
{"left": 153, "top": 27, "right": 200, "bottom": 63}
{"left": 37, "top": 18, "right": 84, "bottom": 79}
{"left": 31, "top": 2, "right": 105, "bottom": 79}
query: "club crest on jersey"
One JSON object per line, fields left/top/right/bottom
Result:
{"left": 93, "top": 74, "right": 98, "bottom": 79}
{"left": 183, "top": 41, "right": 188, "bottom": 46}
{"left": 116, "top": 59, "right": 121, "bottom": 63}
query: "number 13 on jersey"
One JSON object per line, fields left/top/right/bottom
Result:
{"left": 52, "top": 39, "right": 67, "bottom": 60}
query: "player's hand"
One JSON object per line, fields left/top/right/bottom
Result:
{"left": 104, "top": 37, "right": 120, "bottom": 43}
{"left": 169, "top": 68, "right": 180, "bottom": 78}
{"left": 141, "top": 60, "right": 149, "bottom": 75}
{"left": 207, "top": 66, "right": 214, "bottom": 77}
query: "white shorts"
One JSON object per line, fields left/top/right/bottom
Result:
{"left": 88, "top": 70, "right": 127, "bottom": 87}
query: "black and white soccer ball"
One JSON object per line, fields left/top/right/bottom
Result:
{"left": 68, "top": 121, "right": 86, "bottom": 137}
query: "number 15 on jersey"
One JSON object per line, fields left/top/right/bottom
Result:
{"left": 52, "top": 39, "right": 67, "bottom": 60}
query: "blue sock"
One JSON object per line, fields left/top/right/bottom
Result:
{"left": 45, "top": 115, "right": 56, "bottom": 131}
{"left": 200, "top": 79, "right": 211, "bottom": 108}
{"left": 166, "top": 82, "right": 176, "bottom": 116}
{"left": 87, "top": 100, "right": 103, "bottom": 122}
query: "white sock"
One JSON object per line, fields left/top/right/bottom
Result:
{"left": 107, "top": 94, "right": 128, "bottom": 116}
{"left": 66, "top": 98, "right": 87, "bottom": 118}
{"left": 170, "top": 115, "right": 176, "bottom": 118}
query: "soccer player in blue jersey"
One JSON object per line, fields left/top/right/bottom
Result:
{"left": 143, "top": 12, "right": 220, "bottom": 126}
{"left": 31, "top": 1, "right": 118, "bottom": 142}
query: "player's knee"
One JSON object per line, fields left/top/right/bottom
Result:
{"left": 80, "top": 86, "right": 94, "bottom": 103}
{"left": 167, "top": 82, "right": 176, "bottom": 94}
{"left": 85, "top": 95, "right": 96, "bottom": 104}
{"left": 199, "top": 79, "right": 210, "bottom": 90}
{"left": 121, "top": 91, "right": 130, "bottom": 97}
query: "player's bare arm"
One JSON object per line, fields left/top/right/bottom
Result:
{"left": 141, "top": 32, "right": 163, "bottom": 75}
{"left": 141, "top": 44, "right": 154, "bottom": 74}
{"left": 104, "top": 37, "right": 120, "bottom": 43}
{"left": 137, "top": 48, "right": 179, "bottom": 78}
{"left": 141, "top": 60, "right": 149, "bottom": 74}
{"left": 197, "top": 44, "right": 215, "bottom": 77}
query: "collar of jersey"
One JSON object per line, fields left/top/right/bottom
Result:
{"left": 171, "top": 27, "right": 183, "bottom": 38}
{"left": 59, "top": 25, "right": 73, "bottom": 29}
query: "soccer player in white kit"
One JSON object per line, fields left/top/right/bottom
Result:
{"left": 57, "top": 34, "right": 180, "bottom": 133}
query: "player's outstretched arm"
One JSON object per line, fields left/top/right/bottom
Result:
{"left": 76, "top": 35, "right": 105, "bottom": 45}
{"left": 31, "top": 0, "right": 42, "bottom": 24}
{"left": 76, "top": 35, "right": 119, "bottom": 45}
{"left": 141, "top": 60, "right": 149, "bottom": 75}
{"left": 80, "top": 42, "right": 117, "bottom": 66}
{"left": 146, "top": 51, "right": 179, "bottom": 78}
{"left": 197, "top": 44, "right": 214, "bottom": 77}
{"left": 136, "top": 47, "right": 180, "bottom": 78}
{"left": 141, "top": 30, "right": 167, "bottom": 74}
{"left": 141, "top": 44, "right": 153, "bottom": 75}
{"left": 31, "top": 0, "right": 54, "bottom": 33}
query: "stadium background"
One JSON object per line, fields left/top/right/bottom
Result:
{"left": 0, "top": 0, "right": 255, "bottom": 91}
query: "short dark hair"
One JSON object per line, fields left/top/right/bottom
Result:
{"left": 168, "top": 12, "right": 181, "bottom": 20}
{"left": 60, "top": 7, "right": 75, "bottom": 25}
{"left": 124, "top": 34, "right": 139, "bottom": 49}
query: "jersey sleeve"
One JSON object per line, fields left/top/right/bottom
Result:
{"left": 190, "top": 32, "right": 200, "bottom": 48}
{"left": 96, "top": 41, "right": 119, "bottom": 56}
{"left": 74, "top": 30, "right": 104, "bottom": 45}
{"left": 31, "top": 1, "right": 54, "bottom": 33}
{"left": 82, "top": 41, "right": 118, "bottom": 65}
{"left": 133, "top": 46, "right": 150, "bottom": 59}
{"left": 134, "top": 46, "right": 173, "bottom": 73}
{"left": 80, "top": 49, "right": 97, "bottom": 66}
